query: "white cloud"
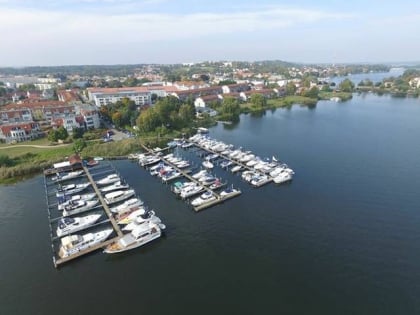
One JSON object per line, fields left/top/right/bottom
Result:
{"left": 0, "top": 6, "right": 349, "bottom": 43}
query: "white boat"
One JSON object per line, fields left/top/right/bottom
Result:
{"left": 202, "top": 160, "right": 214, "bottom": 169}
{"left": 180, "top": 184, "right": 204, "bottom": 199}
{"left": 172, "top": 181, "right": 195, "bottom": 194}
{"left": 161, "top": 171, "right": 181, "bottom": 183}
{"left": 116, "top": 208, "right": 147, "bottom": 225}
{"left": 56, "top": 214, "right": 102, "bottom": 237}
{"left": 209, "top": 179, "right": 224, "bottom": 190}
{"left": 206, "top": 153, "right": 219, "bottom": 161}
{"left": 220, "top": 186, "right": 241, "bottom": 198}
{"left": 230, "top": 165, "right": 243, "bottom": 173}
{"left": 56, "top": 182, "right": 91, "bottom": 197}
{"left": 250, "top": 174, "right": 272, "bottom": 187}
{"left": 62, "top": 199, "right": 99, "bottom": 216}
{"left": 110, "top": 198, "right": 143, "bottom": 214}
{"left": 220, "top": 160, "right": 233, "bottom": 168}
{"left": 139, "top": 155, "right": 161, "bottom": 166}
{"left": 99, "top": 181, "right": 130, "bottom": 193}
{"left": 104, "top": 223, "right": 161, "bottom": 254}
{"left": 273, "top": 172, "right": 293, "bottom": 184}
{"left": 93, "top": 157, "right": 104, "bottom": 161}
{"left": 175, "top": 160, "right": 190, "bottom": 168}
{"left": 52, "top": 170, "right": 84, "bottom": 182}
{"left": 192, "top": 169, "right": 208, "bottom": 179}
{"left": 246, "top": 158, "right": 260, "bottom": 167}
{"left": 104, "top": 189, "right": 135, "bottom": 205}
{"left": 200, "top": 175, "right": 217, "bottom": 186}
{"left": 191, "top": 191, "right": 216, "bottom": 207}
{"left": 96, "top": 174, "right": 120, "bottom": 186}
{"left": 58, "top": 228, "right": 113, "bottom": 258}
{"left": 57, "top": 193, "right": 97, "bottom": 210}
{"left": 122, "top": 211, "right": 163, "bottom": 232}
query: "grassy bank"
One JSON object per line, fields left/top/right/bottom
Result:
{"left": 318, "top": 91, "right": 353, "bottom": 101}
{"left": 0, "top": 144, "right": 75, "bottom": 184}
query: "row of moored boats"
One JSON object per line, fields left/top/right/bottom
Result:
{"left": 50, "top": 168, "right": 165, "bottom": 259}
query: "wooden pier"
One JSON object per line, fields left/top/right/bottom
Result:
{"left": 47, "top": 164, "right": 125, "bottom": 268}
{"left": 141, "top": 143, "right": 242, "bottom": 211}
{"left": 189, "top": 140, "right": 273, "bottom": 187}
{"left": 193, "top": 189, "right": 242, "bottom": 212}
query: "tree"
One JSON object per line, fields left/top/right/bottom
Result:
{"left": 179, "top": 103, "right": 196, "bottom": 124}
{"left": 304, "top": 86, "right": 319, "bottom": 99}
{"left": 220, "top": 97, "right": 240, "bottom": 122}
{"left": 73, "top": 139, "right": 86, "bottom": 154}
{"left": 112, "top": 112, "right": 122, "bottom": 127}
{"left": 48, "top": 130, "right": 59, "bottom": 142}
{"left": 56, "top": 126, "right": 68, "bottom": 140}
{"left": 72, "top": 127, "right": 85, "bottom": 139}
{"left": 286, "top": 82, "right": 297, "bottom": 95}
{"left": 338, "top": 79, "right": 355, "bottom": 92}
{"left": 250, "top": 93, "right": 267, "bottom": 108}
{"left": 0, "top": 154, "right": 14, "bottom": 167}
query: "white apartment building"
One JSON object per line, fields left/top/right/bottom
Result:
{"left": 87, "top": 87, "right": 152, "bottom": 107}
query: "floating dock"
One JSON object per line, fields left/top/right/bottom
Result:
{"left": 44, "top": 162, "right": 125, "bottom": 268}
{"left": 140, "top": 144, "right": 241, "bottom": 211}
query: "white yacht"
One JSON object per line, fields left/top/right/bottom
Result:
{"left": 62, "top": 199, "right": 99, "bottom": 216}
{"left": 104, "top": 189, "right": 135, "bottom": 205}
{"left": 99, "top": 181, "right": 130, "bottom": 193}
{"left": 104, "top": 223, "right": 161, "bottom": 254}
{"left": 52, "top": 170, "right": 84, "bottom": 182}
{"left": 56, "top": 214, "right": 102, "bottom": 237}
{"left": 202, "top": 160, "right": 214, "bottom": 169}
{"left": 56, "top": 182, "right": 91, "bottom": 197}
{"left": 58, "top": 228, "right": 113, "bottom": 258}
{"left": 110, "top": 198, "right": 144, "bottom": 215}
{"left": 273, "top": 172, "right": 293, "bottom": 184}
{"left": 58, "top": 193, "right": 96, "bottom": 210}
{"left": 180, "top": 184, "right": 204, "bottom": 199}
{"left": 220, "top": 186, "right": 241, "bottom": 198}
{"left": 191, "top": 191, "right": 216, "bottom": 207}
{"left": 192, "top": 169, "right": 208, "bottom": 179}
{"left": 230, "top": 165, "right": 243, "bottom": 173}
{"left": 122, "top": 212, "right": 164, "bottom": 232}
{"left": 96, "top": 174, "right": 120, "bottom": 186}
{"left": 116, "top": 207, "right": 147, "bottom": 225}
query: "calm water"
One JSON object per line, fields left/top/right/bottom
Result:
{"left": 331, "top": 68, "right": 405, "bottom": 85}
{"left": 1, "top": 94, "right": 420, "bottom": 315}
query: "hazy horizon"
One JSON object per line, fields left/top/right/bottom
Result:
{"left": 1, "top": 0, "right": 419, "bottom": 67}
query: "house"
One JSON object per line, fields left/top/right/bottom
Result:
{"left": 52, "top": 115, "right": 84, "bottom": 134}
{"left": 0, "top": 109, "right": 33, "bottom": 125}
{"left": 0, "top": 122, "right": 41, "bottom": 143}
{"left": 240, "top": 89, "right": 275, "bottom": 102}
{"left": 76, "top": 105, "right": 100, "bottom": 129}
{"left": 194, "top": 95, "right": 223, "bottom": 108}
{"left": 57, "top": 89, "right": 82, "bottom": 104}
{"left": 222, "top": 83, "right": 250, "bottom": 94}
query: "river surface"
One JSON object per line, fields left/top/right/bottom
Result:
{"left": 1, "top": 94, "right": 419, "bottom": 315}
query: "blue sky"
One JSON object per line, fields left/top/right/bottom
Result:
{"left": 0, "top": 0, "right": 419, "bottom": 66}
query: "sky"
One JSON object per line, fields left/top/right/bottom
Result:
{"left": 0, "top": 0, "right": 419, "bottom": 66}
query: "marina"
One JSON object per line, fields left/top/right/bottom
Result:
{"left": 138, "top": 144, "right": 242, "bottom": 212}
{"left": 41, "top": 131, "right": 293, "bottom": 266}
{"left": 43, "top": 157, "right": 165, "bottom": 267}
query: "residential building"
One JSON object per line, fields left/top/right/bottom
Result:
{"left": 0, "top": 109, "right": 33, "bottom": 125}
{"left": 87, "top": 87, "right": 152, "bottom": 107}
{"left": 75, "top": 105, "right": 100, "bottom": 129}
{"left": 0, "top": 122, "right": 41, "bottom": 143}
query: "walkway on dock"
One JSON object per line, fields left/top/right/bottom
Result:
{"left": 189, "top": 140, "right": 273, "bottom": 187}
{"left": 52, "top": 165, "right": 124, "bottom": 267}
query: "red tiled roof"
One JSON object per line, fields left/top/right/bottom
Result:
{"left": 0, "top": 122, "right": 39, "bottom": 135}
